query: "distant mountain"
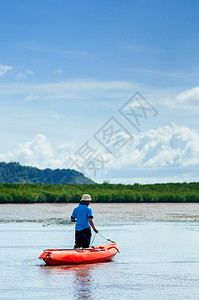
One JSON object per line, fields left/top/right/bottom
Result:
{"left": 0, "top": 162, "right": 94, "bottom": 184}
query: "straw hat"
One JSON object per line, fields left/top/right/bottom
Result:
{"left": 80, "top": 194, "right": 92, "bottom": 202}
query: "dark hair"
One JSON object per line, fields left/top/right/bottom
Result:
{"left": 80, "top": 200, "right": 90, "bottom": 205}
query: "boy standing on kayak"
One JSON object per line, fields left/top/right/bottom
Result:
{"left": 71, "top": 194, "right": 98, "bottom": 248}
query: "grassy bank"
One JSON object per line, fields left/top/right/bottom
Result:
{"left": 0, "top": 182, "right": 199, "bottom": 203}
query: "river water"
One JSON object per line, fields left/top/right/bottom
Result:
{"left": 1, "top": 203, "right": 199, "bottom": 299}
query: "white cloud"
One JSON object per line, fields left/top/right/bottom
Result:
{"left": 14, "top": 135, "right": 53, "bottom": 169}
{"left": 105, "top": 123, "right": 199, "bottom": 170}
{"left": 23, "top": 43, "right": 94, "bottom": 58}
{"left": 164, "top": 86, "right": 199, "bottom": 110}
{"left": 106, "top": 175, "right": 195, "bottom": 185}
{"left": 52, "top": 113, "right": 65, "bottom": 119}
{"left": 0, "top": 135, "right": 75, "bottom": 170}
{"left": 17, "top": 70, "right": 34, "bottom": 81}
{"left": 53, "top": 69, "right": 62, "bottom": 74}
{"left": 0, "top": 124, "right": 199, "bottom": 183}
{"left": 176, "top": 87, "right": 199, "bottom": 108}
{"left": 0, "top": 79, "right": 136, "bottom": 102}
{"left": 24, "top": 95, "right": 40, "bottom": 102}
{"left": 0, "top": 64, "right": 13, "bottom": 77}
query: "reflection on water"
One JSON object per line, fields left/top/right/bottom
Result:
{"left": 72, "top": 265, "right": 93, "bottom": 300}
{"left": 40, "top": 263, "right": 104, "bottom": 300}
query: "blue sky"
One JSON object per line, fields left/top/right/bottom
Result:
{"left": 1, "top": 0, "right": 199, "bottom": 183}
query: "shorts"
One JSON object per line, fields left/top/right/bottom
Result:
{"left": 75, "top": 227, "right": 91, "bottom": 248}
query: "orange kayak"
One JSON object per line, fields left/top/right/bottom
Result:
{"left": 39, "top": 243, "right": 120, "bottom": 265}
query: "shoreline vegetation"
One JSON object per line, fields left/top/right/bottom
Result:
{"left": 0, "top": 182, "right": 199, "bottom": 204}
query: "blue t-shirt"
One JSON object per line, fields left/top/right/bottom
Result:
{"left": 71, "top": 203, "right": 93, "bottom": 231}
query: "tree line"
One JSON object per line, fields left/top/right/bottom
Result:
{"left": 0, "top": 182, "right": 199, "bottom": 203}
